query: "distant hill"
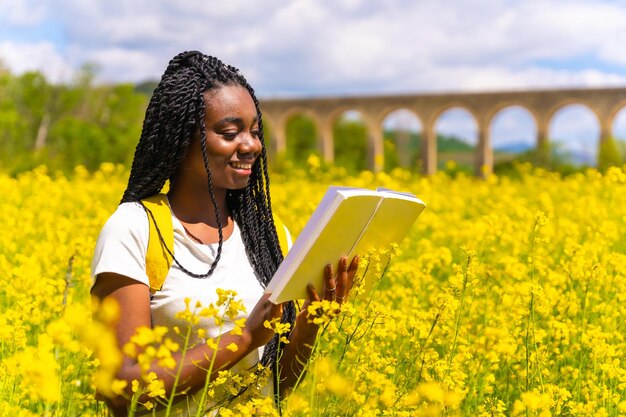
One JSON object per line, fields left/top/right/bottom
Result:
{"left": 493, "top": 141, "right": 534, "bottom": 154}
{"left": 382, "top": 131, "right": 475, "bottom": 153}
{"left": 557, "top": 148, "right": 596, "bottom": 166}
{"left": 438, "top": 135, "right": 474, "bottom": 152}
{"left": 383, "top": 130, "right": 420, "bottom": 145}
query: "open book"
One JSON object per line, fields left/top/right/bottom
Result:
{"left": 266, "top": 186, "right": 426, "bottom": 303}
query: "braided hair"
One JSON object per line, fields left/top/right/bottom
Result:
{"left": 121, "top": 51, "right": 296, "bottom": 393}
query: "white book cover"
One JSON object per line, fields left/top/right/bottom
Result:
{"left": 266, "top": 186, "right": 426, "bottom": 303}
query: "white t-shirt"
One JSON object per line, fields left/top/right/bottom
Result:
{"left": 92, "top": 201, "right": 269, "bottom": 416}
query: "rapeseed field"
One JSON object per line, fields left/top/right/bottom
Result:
{"left": 1, "top": 162, "right": 625, "bottom": 416}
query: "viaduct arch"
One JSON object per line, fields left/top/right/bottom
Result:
{"left": 259, "top": 87, "right": 626, "bottom": 175}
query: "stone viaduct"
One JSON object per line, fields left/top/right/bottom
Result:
{"left": 259, "top": 87, "right": 626, "bottom": 175}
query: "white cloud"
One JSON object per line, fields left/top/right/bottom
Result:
{"left": 0, "top": 0, "right": 625, "bottom": 97}
{"left": 0, "top": 0, "right": 46, "bottom": 26}
{"left": 82, "top": 48, "right": 162, "bottom": 82}
{"left": 0, "top": 41, "right": 74, "bottom": 82}
{"left": 409, "top": 66, "right": 626, "bottom": 93}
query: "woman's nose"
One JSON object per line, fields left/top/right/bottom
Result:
{"left": 238, "top": 131, "right": 262, "bottom": 156}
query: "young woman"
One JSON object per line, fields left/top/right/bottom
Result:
{"left": 91, "top": 51, "right": 358, "bottom": 416}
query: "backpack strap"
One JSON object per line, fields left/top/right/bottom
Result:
{"left": 140, "top": 194, "right": 173, "bottom": 293}
{"left": 141, "top": 192, "right": 291, "bottom": 294}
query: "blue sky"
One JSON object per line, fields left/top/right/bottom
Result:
{"left": 1, "top": 0, "right": 626, "bottom": 154}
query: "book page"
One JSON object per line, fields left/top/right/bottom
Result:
{"left": 351, "top": 191, "right": 425, "bottom": 258}
{"left": 349, "top": 192, "right": 425, "bottom": 291}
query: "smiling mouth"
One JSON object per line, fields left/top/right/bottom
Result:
{"left": 230, "top": 162, "right": 253, "bottom": 170}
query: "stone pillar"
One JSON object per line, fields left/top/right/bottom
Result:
{"left": 599, "top": 114, "right": 612, "bottom": 144}
{"left": 421, "top": 120, "right": 437, "bottom": 175}
{"left": 597, "top": 111, "right": 613, "bottom": 167}
{"left": 321, "top": 118, "right": 334, "bottom": 163}
{"left": 536, "top": 117, "right": 549, "bottom": 147}
{"left": 367, "top": 120, "right": 384, "bottom": 172}
{"left": 476, "top": 126, "right": 492, "bottom": 177}
{"left": 535, "top": 114, "right": 551, "bottom": 165}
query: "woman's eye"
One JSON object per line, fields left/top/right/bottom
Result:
{"left": 222, "top": 132, "right": 238, "bottom": 140}
{"left": 251, "top": 130, "right": 260, "bottom": 138}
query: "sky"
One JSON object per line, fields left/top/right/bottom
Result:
{"left": 1, "top": 0, "right": 626, "bottom": 156}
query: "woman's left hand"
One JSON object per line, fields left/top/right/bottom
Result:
{"left": 296, "top": 255, "right": 359, "bottom": 330}
{"left": 277, "top": 255, "right": 359, "bottom": 396}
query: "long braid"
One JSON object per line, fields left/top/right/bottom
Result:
{"left": 198, "top": 121, "right": 224, "bottom": 277}
{"left": 226, "top": 74, "right": 297, "bottom": 364}
{"left": 121, "top": 50, "right": 296, "bottom": 400}
{"left": 122, "top": 52, "right": 206, "bottom": 203}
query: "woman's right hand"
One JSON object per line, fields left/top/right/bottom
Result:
{"left": 92, "top": 273, "right": 285, "bottom": 410}
{"left": 242, "top": 294, "right": 283, "bottom": 350}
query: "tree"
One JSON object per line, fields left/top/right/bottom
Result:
{"left": 286, "top": 115, "right": 318, "bottom": 163}
{"left": 598, "top": 137, "right": 624, "bottom": 172}
{"left": 333, "top": 117, "right": 368, "bottom": 172}
{"left": 383, "top": 130, "right": 421, "bottom": 171}
{"left": 0, "top": 64, "right": 151, "bottom": 174}
{"left": 12, "top": 71, "right": 53, "bottom": 150}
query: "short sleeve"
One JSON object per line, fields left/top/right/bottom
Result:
{"left": 91, "top": 202, "right": 150, "bottom": 288}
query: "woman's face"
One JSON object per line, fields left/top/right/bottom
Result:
{"left": 180, "top": 84, "right": 263, "bottom": 194}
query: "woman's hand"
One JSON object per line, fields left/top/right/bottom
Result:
{"left": 242, "top": 293, "right": 284, "bottom": 350}
{"left": 297, "top": 255, "right": 359, "bottom": 330}
{"left": 277, "top": 255, "right": 359, "bottom": 397}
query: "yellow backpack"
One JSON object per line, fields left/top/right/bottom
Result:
{"left": 140, "top": 194, "right": 290, "bottom": 293}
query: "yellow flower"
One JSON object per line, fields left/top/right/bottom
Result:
{"left": 110, "top": 379, "right": 128, "bottom": 396}
{"left": 144, "top": 372, "right": 166, "bottom": 398}
{"left": 140, "top": 400, "right": 154, "bottom": 410}
{"left": 306, "top": 300, "right": 340, "bottom": 325}
{"left": 264, "top": 317, "right": 292, "bottom": 335}
{"left": 285, "top": 392, "right": 310, "bottom": 413}
{"left": 4, "top": 163, "right": 626, "bottom": 415}
{"left": 5, "top": 343, "right": 61, "bottom": 403}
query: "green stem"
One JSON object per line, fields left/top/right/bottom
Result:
{"left": 337, "top": 257, "right": 391, "bottom": 369}
{"left": 575, "top": 273, "right": 590, "bottom": 403}
{"left": 165, "top": 325, "right": 192, "bottom": 417}
{"left": 128, "top": 390, "right": 139, "bottom": 417}
{"left": 446, "top": 253, "right": 471, "bottom": 375}
{"left": 194, "top": 332, "right": 223, "bottom": 417}
{"left": 525, "top": 292, "right": 533, "bottom": 394}
{"left": 417, "top": 302, "right": 446, "bottom": 382}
